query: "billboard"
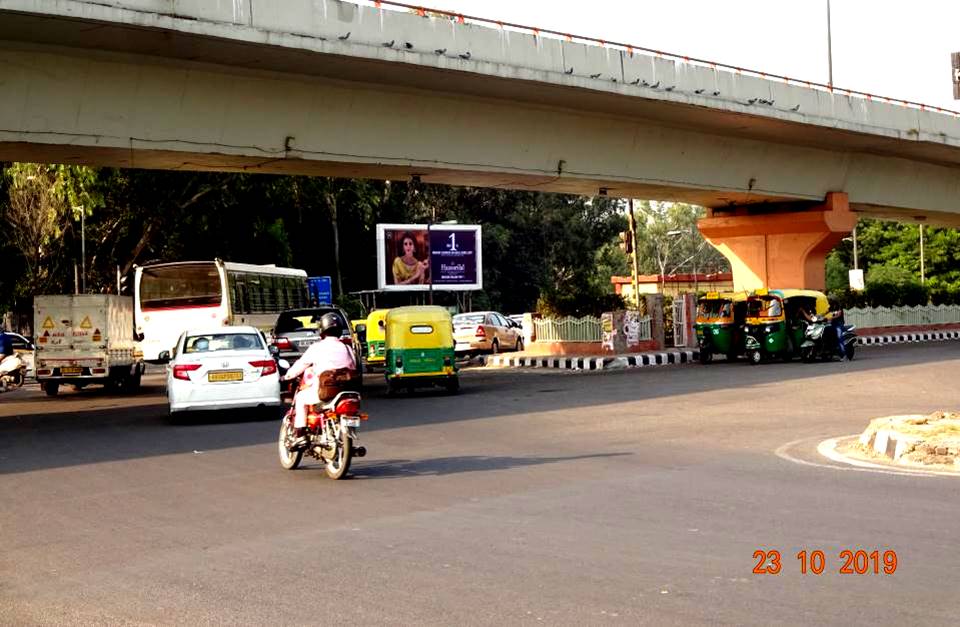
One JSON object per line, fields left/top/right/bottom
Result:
{"left": 376, "top": 223, "right": 482, "bottom": 291}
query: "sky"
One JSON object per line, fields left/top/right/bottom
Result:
{"left": 393, "top": 0, "right": 960, "bottom": 112}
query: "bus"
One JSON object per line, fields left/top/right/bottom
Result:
{"left": 134, "top": 260, "right": 309, "bottom": 362}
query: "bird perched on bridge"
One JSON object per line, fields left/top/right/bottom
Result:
{"left": 713, "top": 90, "right": 721, "bottom": 96}
{"left": 650, "top": 81, "right": 660, "bottom": 88}
{"left": 630, "top": 78, "right": 640, "bottom": 85}
{"left": 695, "top": 88, "right": 704, "bottom": 94}
{"left": 611, "top": 78, "right": 618, "bottom": 83}
{"left": 435, "top": 48, "right": 446, "bottom": 55}
{"left": 404, "top": 41, "right": 414, "bottom": 49}
{"left": 790, "top": 104, "right": 801, "bottom": 112}
{"left": 747, "top": 98, "right": 758, "bottom": 104}
{"left": 382, "top": 40, "right": 395, "bottom": 48}
{"left": 590, "top": 73, "right": 602, "bottom": 79}
{"left": 338, "top": 31, "right": 351, "bottom": 41}
{"left": 565, "top": 67, "right": 574, "bottom": 74}
{"left": 459, "top": 51, "right": 471, "bottom": 60}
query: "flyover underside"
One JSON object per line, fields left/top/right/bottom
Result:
{"left": 3, "top": 43, "right": 960, "bottom": 225}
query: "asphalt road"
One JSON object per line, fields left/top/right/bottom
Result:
{"left": 2, "top": 342, "right": 959, "bottom": 625}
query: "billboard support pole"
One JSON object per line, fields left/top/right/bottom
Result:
{"left": 427, "top": 222, "right": 433, "bottom": 305}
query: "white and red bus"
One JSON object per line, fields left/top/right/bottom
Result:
{"left": 134, "top": 260, "right": 308, "bottom": 362}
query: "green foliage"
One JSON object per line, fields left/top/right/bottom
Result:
{"left": 632, "top": 201, "right": 728, "bottom": 277}
{"left": 0, "top": 165, "right": 633, "bottom": 318}
{"left": 824, "top": 251, "right": 849, "bottom": 294}
{"left": 863, "top": 264, "right": 928, "bottom": 307}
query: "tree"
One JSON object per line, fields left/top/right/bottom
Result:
{"left": 632, "top": 201, "right": 729, "bottom": 283}
{"left": 1, "top": 163, "right": 101, "bottom": 297}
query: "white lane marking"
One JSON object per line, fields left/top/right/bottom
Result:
{"left": 818, "top": 437, "right": 959, "bottom": 478}
{"left": 773, "top": 437, "right": 947, "bottom": 478}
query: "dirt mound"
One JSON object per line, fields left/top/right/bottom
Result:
{"left": 858, "top": 411, "right": 960, "bottom": 467}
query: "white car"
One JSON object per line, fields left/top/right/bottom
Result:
{"left": 165, "top": 326, "right": 281, "bottom": 414}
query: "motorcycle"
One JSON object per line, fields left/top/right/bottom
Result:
{"left": 0, "top": 354, "right": 26, "bottom": 391}
{"left": 278, "top": 370, "right": 368, "bottom": 480}
{"left": 800, "top": 315, "right": 857, "bottom": 362}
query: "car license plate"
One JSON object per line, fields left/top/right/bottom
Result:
{"left": 61, "top": 366, "right": 83, "bottom": 376}
{"left": 341, "top": 418, "right": 360, "bottom": 428}
{"left": 208, "top": 370, "right": 244, "bottom": 382}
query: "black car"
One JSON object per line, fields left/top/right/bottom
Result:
{"left": 271, "top": 307, "right": 362, "bottom": 388}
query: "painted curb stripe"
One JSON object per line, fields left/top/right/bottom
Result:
{"left": 485, "top": 331, "right": 957, "bottom": 368}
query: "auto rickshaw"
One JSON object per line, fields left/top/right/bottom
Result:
{"left": 384, "top": 306, "right": 459, "bottom": 394}
{"left": 743, "top": 288, "right": 829, "bottom": 364}
{"left": 694, "top": 291, "right": 747, "bottom": 363}
{"left": 363, "top": 309, "right": 390, "bottom": 369}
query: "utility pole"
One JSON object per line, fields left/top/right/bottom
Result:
{"left": 627, "top": 199, "right": 641, "bottom": 314}
{"left": 826, "top": 0, "right": 834, "bottom": 88}
{"left": 80, "top": 209, "right": 86, "bottom": 294}
{"left": 852, "top": 224, "right": 859, "bottom": 270}
{"left": 920, "top": 224, "right": 926, "bottom": 284}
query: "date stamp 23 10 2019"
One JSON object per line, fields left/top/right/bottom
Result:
{"left": 752, "top": 549, "right": 898, "bottom": 575}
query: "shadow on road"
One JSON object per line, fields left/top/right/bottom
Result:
{"left": 348, "top": 452, "right": 631, "bottom": 479}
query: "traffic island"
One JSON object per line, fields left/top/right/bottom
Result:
{"left": 853, "top": 412, "right": 960, "bottom": 470}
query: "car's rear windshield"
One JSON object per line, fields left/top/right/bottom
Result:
{"left": 454, "top": 314, "right": 485, "bottom": 325}
{"left": 184, "top": 333, "right": 263, "bottom": 353}
{"left": 275, "top": 310, "right": 347, "bottom": 334}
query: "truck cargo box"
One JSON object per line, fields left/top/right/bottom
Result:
{"left": 34, "top": 295, "right": 144, "bottom": 396}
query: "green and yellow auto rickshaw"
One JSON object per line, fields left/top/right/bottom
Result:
{"left": 363, "top": 309, "right": 390, "bottom": 369}
{"left": 694, "top": 291, "right": 748, "bottom": 363}
{"left": 744, "top": 288, "right": 829, "bottom": 364}
{"left": 384, "top": 306, "right": 459, "bottom": 394}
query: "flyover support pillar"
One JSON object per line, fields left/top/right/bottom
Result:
{"left": 697, "top": 192, "right": 856, "bottom": 291}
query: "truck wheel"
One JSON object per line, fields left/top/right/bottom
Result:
{"left": 43, "top": 381, "right": 59, "bottom": 397}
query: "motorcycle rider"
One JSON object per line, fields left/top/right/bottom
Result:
{"left": 799, "top": 306, "right": 847, "bottom": 359}
{"left": 282, "top": 313, "right": 356, "bottom": 447}
{"left": 0, "top": 327, "right": 17, "bottom": 389}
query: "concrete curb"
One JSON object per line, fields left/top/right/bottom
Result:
{"left": 484, "top": 350, "right": 698, "bottom": 371}
{"left": 857, "top": 329, "right": 960, "bottom": 345}
{"left": 483, "top": 329, "right": 959, "bottom": 370}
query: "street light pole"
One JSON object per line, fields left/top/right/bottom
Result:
{"left": 826, "top": 0, "right": 834, "bottom": 88}
{"left": 627, "top": 199, "right": 641, "bottom": 314}
{"left": 920, "top": 224, "right": 925, "bottom": 284}
{"left": 80, "top": 208, "right": 86, "bottom": 294}
{"left": 852, "top": 224, "right": 858, "bottom": 270}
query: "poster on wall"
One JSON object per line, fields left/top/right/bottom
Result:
{"left": 376, "top": 223, "right": 483, "bottom": 291}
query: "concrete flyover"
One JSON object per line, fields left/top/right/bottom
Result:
{"left": 2, "top": 0, "right": 960, "bottom": 288}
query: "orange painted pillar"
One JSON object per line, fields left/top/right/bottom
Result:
{"left": 697, "top": 192, "right": 856, "bottom": 291}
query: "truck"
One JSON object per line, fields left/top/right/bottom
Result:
{"left": 34, "top": 295, "right": 145, "bottom": 397}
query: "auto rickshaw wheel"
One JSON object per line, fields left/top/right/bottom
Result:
{"left": 748, "top": 350, "right": 762, "bottom": 365}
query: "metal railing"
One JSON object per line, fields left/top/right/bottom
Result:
{"left": 634, "top": 316, "right": 653, "bottom": 343}
{"left": 535, "top": 315, "right": 652, "bottom": 343}
{"left": 844, "top": 305, "right": 960, "bottom": 329}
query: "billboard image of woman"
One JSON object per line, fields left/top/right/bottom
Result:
{"left": 386, "top": 229, "right": 430, "bottom": 285}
